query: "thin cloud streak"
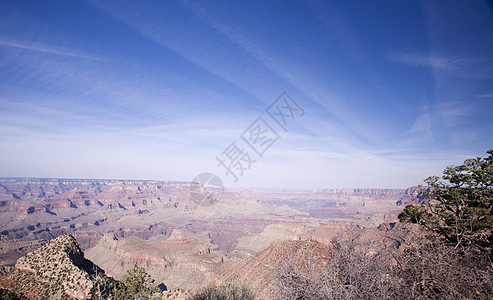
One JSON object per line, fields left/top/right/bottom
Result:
{"left": 178, "top": 0, "right": 376, "bottom": 145}
{"left": 88, "top": 0, "right": 373, "bottom": 153}
{"left": 475, "top": 93, "right": 493, "bottom": 98}
{"left": 0, "top": 0, "right": 491, "bottom": 188}
{"left": 388, "top": 51, "right": 493, "bottom": 78}
{"left": 0, "top": 36, "right": 101, "bottom": 60}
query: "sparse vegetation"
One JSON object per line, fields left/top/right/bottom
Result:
{"left": 190, "top": 283, "right": 255, "bottom": 300}
{"left": 162, "top": 288, "right": 192, "bottom": 299}
{"left": 90, "top": 272, "right": 120, "bottom": 300}
{"left": 90, "top": 264, "right": 160, "bottom": 300}
{"left": 116, "top": 264, "right": 161, "bottom": 299}
{"left": 274, "top": 228, "right": 493, "bottom": 299}
{"left": 3, "top": 151, "right": 493, "bottom": 299}
{"left": 275, "top": 150, "right": 493, "bottom": 299}
{"left": 274, "top": 231, "right": 395, "bottom": 300}
{"left": 391, "top": 235, "right": 493, "bottom": 299}
{"left": 0, "top": 288, "right": 25, "bottom": 300}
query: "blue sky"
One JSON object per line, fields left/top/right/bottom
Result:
{"left": 1, "top": 0, "right": 492, "bottom": 189}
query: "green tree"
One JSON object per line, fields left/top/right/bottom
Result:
{"left": 399, "top": 149, "right": 493, "bottom": 253}
{"left": 90, "top": 273, "right": 120, "bottom": 300}
{"left": 116, "top": 264, "right": 160, "bottom": 300}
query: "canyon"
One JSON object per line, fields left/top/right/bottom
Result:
{"left": 0, "top": 177, "right": 420, "bottom": 298}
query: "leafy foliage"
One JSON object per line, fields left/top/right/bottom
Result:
{"left": 117, "top": 264, "right": 160, "bottom": 299}
{"left": 399, "top": 149, "right": 493, "bottom": 253}
{"left": 90, "top": 264, "right": 160, "bottom": 300}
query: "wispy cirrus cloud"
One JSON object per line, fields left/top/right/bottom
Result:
{"left": 141, "top": 0, "right": 481, "bottom": 180}
{"left": 0, "top": 36, "right": 101, "bottom": 60}
{"left": 87, "top": 0, "right": 377, "bottom": 149}
{"left": 0, "top": 35, "right": 244, "bottom": 123}
{"left": 475, "top": 93, "right": 493, "bottom": 98}
{"left": 174, "top": 0, "right": 386, "bottom": 154}
{"left": 388, "top": 51, "right": 493, "bottom": 78}
{"left": 437, "top": 100, "right": 475, "bottom": 128}
{"left": 1, "top": 0, "right": 491, "bottom": 188}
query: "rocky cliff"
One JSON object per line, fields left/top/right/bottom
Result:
{"left": 85, "top": 231, "right": 223, "bottom": 290}
{"left": 0, "top": 234, "right": 102, "bottom": 299}
{"left": 0, "top": 177, "right": 420, "bottom": 290}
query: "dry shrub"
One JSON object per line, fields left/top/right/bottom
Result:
{"left": 391, "top": 235, "right": 493, "bottom": 299}
{"left": 274, "top": 229, "right": 493, "bottom": 299}
{"left": 190, "top": 283, "right": 255, "bottom": 300}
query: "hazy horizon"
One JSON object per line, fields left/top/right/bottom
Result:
{"left": 1, "top": 0, "right": 492, "bottom": 189}
{"left": 0, "top": 176, "right": 422, "bottom": 190}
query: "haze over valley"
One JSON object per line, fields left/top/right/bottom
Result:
{"left": 0, "top": 177, "right": 420, "bottom": 295}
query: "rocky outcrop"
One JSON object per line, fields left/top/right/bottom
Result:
{"left": 85, "top": 231, "right": 223, "bottom": 290}
{"left": 234, "top": 223, "right": 313, "bottom": 255}
{"left": 0, "top": 234, "right": 103, "bottom": 299}
{"left": 216, "top": 238, "right": 332, "bottom": 300}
